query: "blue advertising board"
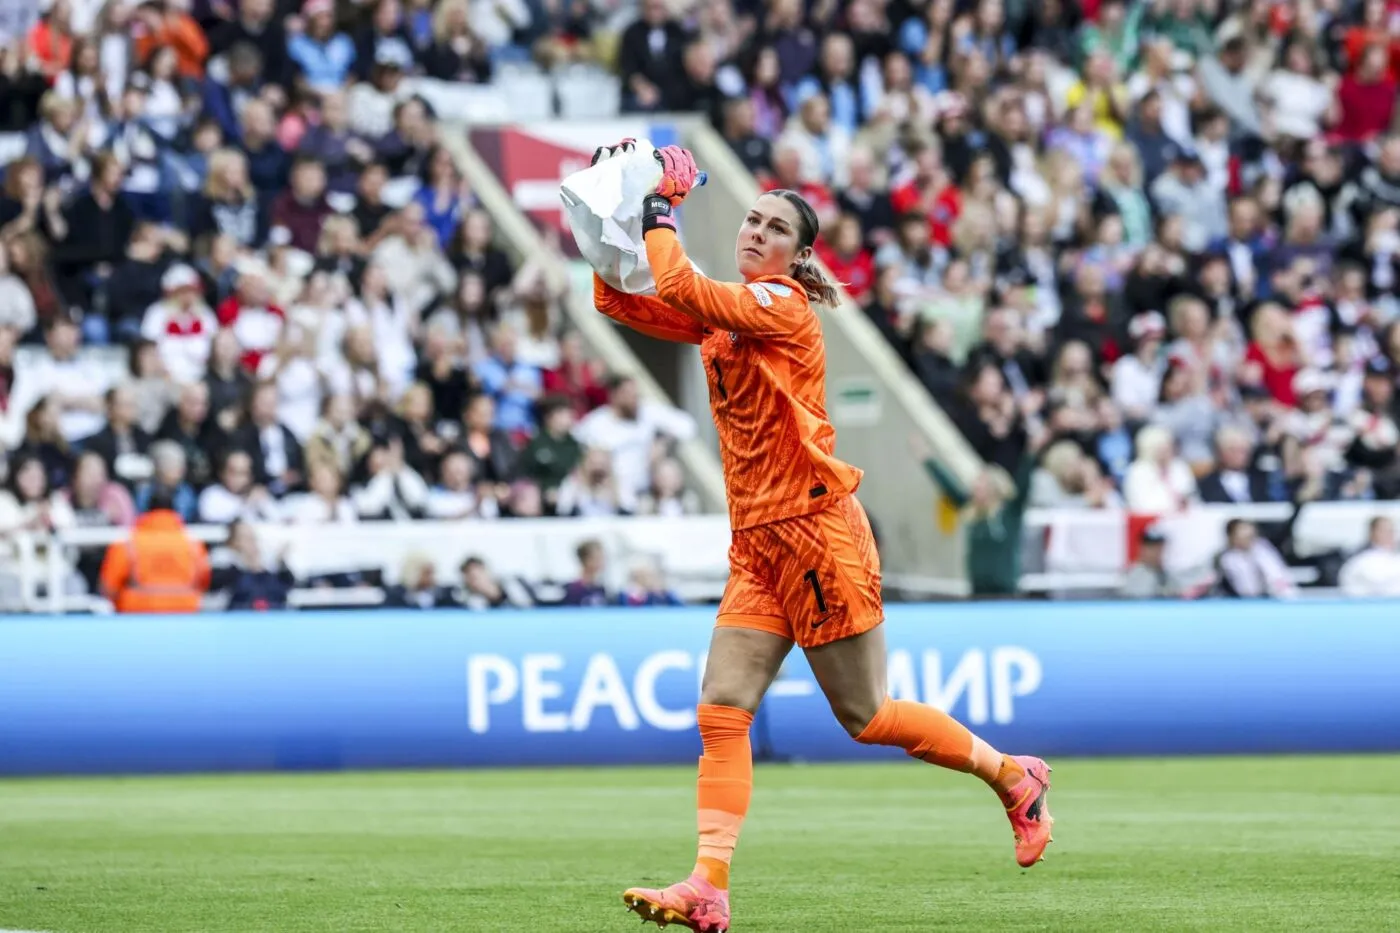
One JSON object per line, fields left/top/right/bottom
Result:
{"left": 1, "top": 602, "right": 1397, "bottom": 775}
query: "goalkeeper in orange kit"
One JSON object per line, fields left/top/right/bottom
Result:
{"left": 589, "top": 141, "right": 1054, "bottom": 933}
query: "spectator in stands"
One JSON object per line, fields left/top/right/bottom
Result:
{"left": 425, "top": 447, "right": 476, "bottom": 518}
{"left": 543, "top": 329, "right": 607, "bottom": 417}
{"left": 354, "top": 435, "right": 428, "bottom": 520}
{"left": 304, "top": 394, "right": 372, "bottom": 480}
{"left": 1199, "top": 425, "right": 1274, "bottom": 504}
{"left": 618, "top": 0, "right": 686, "bottom": 112}
{"left": 917, "top": 431, "right": 1035, "bottom": 598}
{"left": 475, "top": 325, "right": 541, "bottom": 438}
{"left": 98, "top": 487, "right": 209, "bottom": 614}
{"left": 384, "top": 550, "right": 453, "bottom": 608}
{"left": 199, "top": 449, "right": 280, "bottom": 524}
{"left": 562, "top": 537, "right": 609, "bottom": 606}
{"left": 1124, "top": 424, "right": 1198, "bottom": 514}
{"left": 215, "top": 519, "right": 296, "bottom": 611}
{"left": 236, "top": 98, "right": 289, "bottom": 198}
{"left": 193, "top": 148, "right": 267, "bottom": 250}
{"left": 81, "top": 384, "right": 152, "bottom": 490}
{"left": 557, "top": 446, "right": 623, "bottom": 517}
{"left": 574, "top": 375, "right": 695, "bottom": 514}
{"left": 270, "top": 156, "right": 330, "bottom": 253}
{"left": 450, "top": 209, "right": 513, "bottom": 301}
{"left": 0, "top": 238, "right": 38, "bottom": 336}
{"left": 421, "top": 0, "right": 492, "bottom": 84}
{"left": 616, "top": 558, "right": 683, "bottom": 607}
{"left": 1216, "top": 518, "right": 1297, "bottom": 599}
{"left": 142, "top": 264, "right": 217, "bottom": 386}
{"left": 284, "top": 460, "right": 357, "bottom": 524}
{"left": 17, "top": 317, "right": 109, "bottom": 444}
{"left": 373, "top": 201, "right": 456, "bottom": 315}
{"left": 1339, "top": 516, "right": 1400, "bottom": 597}
{"left": 231, "top": 381, "right": 303, "bottom": 498}
{"left": 0, "top": 452, "right": 75, "bottom": 541}
{"left": 637, "top": 457, "right": 699, "bottom": 517}
{"left": 459, "top": 392, "right": 515, "bottom": 487}
{"left": 288, "top": 0, "right": 357, "bottom": 95}
{"left": 1111, "top": 311, "right": 1167, "bottom": 424}
{"left": 157, "top": 381, "right": 213, "bottom": 489}
{"left": 518, "top": 395, "right": 580, "bottom": 513}
{"left": 134, "top": 440, "right": 196, "bottom": 521}
{"left": 450, "top": 555, "right": 534, "bottom": 609}
{"left": 1120, "top": 526, "right": 1179, "bottom": 600}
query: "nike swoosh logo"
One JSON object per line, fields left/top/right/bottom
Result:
{"left": 811, "top": 617, "right": 827, "bottom": 629}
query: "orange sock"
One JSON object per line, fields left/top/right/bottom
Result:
{"left": 693, "top": 704, "right": 753, "bottom": 891}
{"left": 855, "top": 698, "right": 1021, "bottom": 793}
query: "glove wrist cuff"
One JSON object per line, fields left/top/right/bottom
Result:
{"left": 641, "top": 195, "right": 675, "bottom": 232}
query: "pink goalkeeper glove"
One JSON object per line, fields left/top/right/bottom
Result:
{"left": 653, "top": 145, "right": 699, "bottom": 206}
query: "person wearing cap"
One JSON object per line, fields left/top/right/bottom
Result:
{"left": 1120, "top": 525, "right": 1178, "bottom": 599}
{"left": 346, "top": 36, "right": 417, "bottom": 140}
{"left": 1148, "top": 142, "right": 1227, "bottom": 252}
{"left": 1111, "top": 311, "right": 1167, "bottom": 422}
{"left": 1346, "top": 356, "right": 1400, "bottom": 497}
{"left": 140, "top": 264, "right": 217, "bottom": 385}
{"left": 287, "top": 0, "right": 357, "bottom": 94}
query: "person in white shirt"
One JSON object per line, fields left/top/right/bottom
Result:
{"left": 282, "top": 461, "right": 358, "bottom": 524}
{"left": 141, "top": 265, "right": 218, "bottom": 386}
{"left": 1216, "top": 518, "right": 1297, "bottom": 599}
{"left": 13, "top": 318, "right": 110, "bottom": 443}
{"left": 1110, "top": 311, "right": 1167, "bottom": 422}
{"left": 425, "top": 448, "right": 478, "bottom": 519}
{"left": 573, "top": 375, "right": 696, "bottom": 513}
{"left": 198, "top": 450, "right": 282, "bottom": 524}
{"left": 1123, "top": 423, "right": 1198, "bottom": 513}
{"left": 1338, "top": 516, "right": 1400, "bottom": 597}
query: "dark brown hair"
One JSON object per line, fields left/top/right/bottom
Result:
{"left": 766, "top": 189, "right": 842, "bottom": 307}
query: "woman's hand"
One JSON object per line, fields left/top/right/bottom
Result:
{"left": 591, "top": 138, "right": 635, "bottom": 165}
{"left": 653, "top": 146, "right": 699, "bottom": 205}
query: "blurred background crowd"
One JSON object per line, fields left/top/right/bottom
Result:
{"left": 4, "top": 0, "right": 1400, "bottom": 608}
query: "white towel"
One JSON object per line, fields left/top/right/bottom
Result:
{"left": 559, "top": 139, "right": 668, "bottom": 295}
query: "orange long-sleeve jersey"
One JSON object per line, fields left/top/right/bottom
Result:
{"left": 593, "top": 227, "right": 862, "bottom": 530}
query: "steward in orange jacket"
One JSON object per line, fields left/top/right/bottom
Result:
{"left": 99, "top": 497, "right": 210, "bottom": 614}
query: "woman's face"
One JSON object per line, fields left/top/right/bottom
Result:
{"left": 49, "top": 100, "right": 75, "bottom": 133}
{"left": 458, "top": 273, "right": 485, "bottom": 310}
{"left": 755, "top": 47, "right": 779, "bottom": 86}
{"left": 429, "top": 148, "right": 456, "bottom": 185}
{"left": 16, "top": 460, "right": 45, "bottom": 501}
{"left": 466, "top": 395, "right": 494, "bottom": 430}
{"left": 362, "top": 264, "right": 387, "bottom": 297}
{"left": 151, "top": 46, "right": 176, "bottom": 79}
{"left": 736, "top": 194, "right": 807, "bottom": 281}
{"left": 74, "top": 455, "right": 104, "bottom": 498}
{"left": 403, "top": 386, "right": 431, "bottom": 421}
{"left": 463, "top": 211, "right": 492, "bottom": 249}
{"left": 74, "top": 41, "right": 98, "bottom": 74}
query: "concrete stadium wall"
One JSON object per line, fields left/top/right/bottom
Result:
{"left": 2, "top": 603, "right": 1397, "bottom": 776}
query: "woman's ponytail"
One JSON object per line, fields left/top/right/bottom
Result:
{"left": 792, "top": 258, "right": 842, "bottom": 307}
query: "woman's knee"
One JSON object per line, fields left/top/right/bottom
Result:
{"left": 828, "top": 688, "right": 886, "bottom": 739}
{"left": 699, "top": 680, "right": 765, "bottom": 714}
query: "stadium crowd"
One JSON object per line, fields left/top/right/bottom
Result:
{"left": 610, "top": 0, "right": 1400, "bottom": 521}
{"left": 9, "top": 0, "right": 1400, "bottom": 605}
{"left": 0, "top": 0, "right": 712, "bottom": 606}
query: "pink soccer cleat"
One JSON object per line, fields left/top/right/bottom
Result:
{"left": 1002, "top": 755, "right": 1054, "bottom": 868}
{"left": 622, "top": 873, "right": 730, "bottom": 932}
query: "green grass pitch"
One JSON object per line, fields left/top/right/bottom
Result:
{"left": 2, "top": 756, "right": 1398, "bottom": 932}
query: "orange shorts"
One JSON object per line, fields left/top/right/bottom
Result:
{"left": 716, "top": 495, "right": 883, "bottom": 648}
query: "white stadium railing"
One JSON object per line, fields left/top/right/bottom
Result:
{"left": 7, "top": 516, "right": 735, "bottom": 614}
{"left": 5, "top": 501, "right": 1386, "bottom": 613}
